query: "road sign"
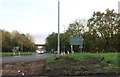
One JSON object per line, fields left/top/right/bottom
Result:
{"left": 69, "top": 36, "right": 84, "bottom": 45}
{"left": 12, "top": 46, "right": 19, "bottom": 52}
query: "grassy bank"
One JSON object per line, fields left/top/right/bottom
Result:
{"left": 68, "top": 53, "right": 119, "bottom": 66}
{"left": 46, "top": 52, "right": 119, "bottom": 65}
{"left": 0, "top": 52, "right": 32, "bottom": 57}
{"left": 45, "top": 52, "right": 119, "bottom": 75}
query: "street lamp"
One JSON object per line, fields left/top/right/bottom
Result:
{"left": 58, "top": 0, "right": 60, "bottom": 54}
{"left": 118, "top": 1, "right": 120, "bottom": 13}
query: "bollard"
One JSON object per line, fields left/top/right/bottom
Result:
{"left": 13, "top": 52, "right": 15, "bottom": 56}
{"left": 19, "top": 52, "right": 21, "bottom": 55}
{"left": 67, "top": 51, "right": 69, "bottom": 54}
{"left": 61, "top": 52, "right": 63, "bottom": 55}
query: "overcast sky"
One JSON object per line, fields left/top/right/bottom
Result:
{"left": 0, "top": 0, "right": 120, "bottom": 44}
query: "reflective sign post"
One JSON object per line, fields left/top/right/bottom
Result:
{"left": 71, "top": 45, "right": 74, "bottom": 53}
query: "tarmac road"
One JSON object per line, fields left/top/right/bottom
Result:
{"left": 2, "top": 53, "right": 60, "bottom": 63}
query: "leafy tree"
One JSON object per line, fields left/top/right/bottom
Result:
{"left": 87, "top": 9, "right": 119, "bottom": 52}
{"left": 67, "top": 19, "right": 86, "bottom": 36}
{"left": 60, "top": 33, "right": 70, "bottom": 52}
{"left": 1, "top": 29, "right": 36, "bottom": 52}
{"left": 45, "top": 32, "right": 58, "bottom": 51}
{"left": 45, "top": 9, "right": 119, "bottom": 53}
{"left": 2, "top": 30, "right": 12, "bottom": 52}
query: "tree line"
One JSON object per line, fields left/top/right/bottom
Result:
{"left": 45, "top": 9, "right": 120, "bottom": 53}
{"left": 1, "top": 30, "right": 37, "bottom": 52}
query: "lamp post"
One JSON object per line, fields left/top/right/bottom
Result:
{"left": 58, "top": 0, "right": 60, "bottom": 54}
{"left": 118, "top": 1, "right": 120, "bottom": 13}
{"left": 118, "top": 1, "right": 120, "bottom": 52}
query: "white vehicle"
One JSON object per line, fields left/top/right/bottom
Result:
{"left": 36, "top": 50, "right": 44, "bottom": 54}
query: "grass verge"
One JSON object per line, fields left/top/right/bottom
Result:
{"left": 45, "top": 52, "right": 120, "bottom": 74}
{"left": 0, "top": 52, "right": 32, "bottom": 57}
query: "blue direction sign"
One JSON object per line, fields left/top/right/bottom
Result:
{"left": 69, "top": 36, "right": 84, "bottom": 45}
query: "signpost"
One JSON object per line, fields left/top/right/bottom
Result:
{"left": 12, "top": 46, "right": 20, "bottom": 56}
{"left": 69, "top": 36, "right": 84, "bottom": 53}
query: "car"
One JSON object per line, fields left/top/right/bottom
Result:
{"left": 54, "top": 51, "right": 58, "bottom": 54}
{"left": 43, "top": 50, "right": 46, "bottom": 53}
{"left": 36, "top": 50, "right": 44, "bottom": 54}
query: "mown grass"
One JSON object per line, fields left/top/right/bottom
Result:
{"left": 0, "top": 52, "right": 32, "bottom": 57}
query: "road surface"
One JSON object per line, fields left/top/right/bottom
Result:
{"left": 2, "top": 53, "right": 60, "bottom": 63}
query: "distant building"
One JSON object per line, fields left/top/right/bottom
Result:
{"left": 118, "top": 1, "right": 120, "bottom": 13}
